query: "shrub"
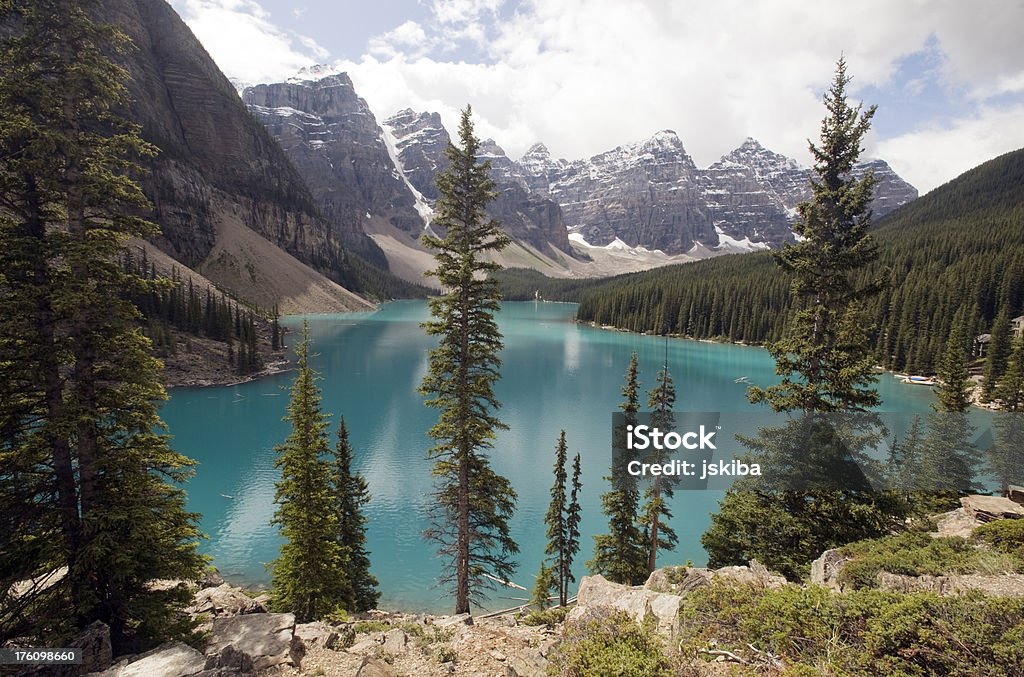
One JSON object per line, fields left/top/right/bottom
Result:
{"left": 548, "top": 610, "right": 673, "bottom": 677}
{"left": 973, "top": 518, "right": 1024, "bottom": 560}
{"left": 521, "top": 605, "right": 569, "bottom": 628}
{"left": 836, "top": 532, "right": 1013, "bottom": 589}
{"left": 676, "top": 580, "right": 1024, "bottom": 676}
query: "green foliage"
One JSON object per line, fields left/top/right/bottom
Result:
{"left": 973, "top": 519, "right": 1024, "bottom": 558}
{"left": 640, "top": 359, "right": 678, "bottom": 573}
{"left": 419, "top": 105, "right": 517, "bottom": 613}
{"left": 678, "top": 581, "right": 1024, "bottom": 676}
{"left": 332, "top": 418, "right": 379, "bottom": 612}
{"left": 983, "top": 310, "right": 1012, "bottom": 401}
{"left": 590, "top": 352, "right": 648, "bottom": 585}
{"left": 530, "top": 562, "right": 557, "bottom": 610}
{"left": 837, "top": 532, "right": 1019, "bottom": 589}
{"left": 541, "top": 431, "right": 582, "bottom": 607}
{"left": 0, "top": 0, "right": 205, "bottom": 652}
{"left": 269, "top": 324, "right": 346, "bottom": 622}
{"left": 521, "top": 605, "right": 569, "bottom": 628}
{"left": 548, "top": 611, "right": 673, "bottom": 677}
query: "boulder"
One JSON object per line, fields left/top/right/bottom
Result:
{"left": 568, "top": 575, "right": 681, "bottom": 637}
{"left": 933, "top": 507, "right": 982, "bottom": 538}
{"left": 88, "top": 641, "right": 206, "bottom": 677}
{"left": 355, "top": 656, "right": 395, "bottom": 677}
{"left": 197, "top": 568, "right": 225, "bottom": 589}
{"left": 189, "top": 584, "right": 265, "bottom": 618}
{"left": 506, "top": 649, "right": 548, "bottom": 677}
{"left": 294, "top": 621, "right": 339, "bottom": 649}
{"left": 202, "top": 645, "right": 254, "bottom": 674}
{"left": 877, "top": 572, "right": 1024, "bottom": 597}
{"left": 714, "top": 561, "right": 787, "bottom": 588}
{"left": 961, "top": 495, "right": 1024, "bottom": 522}
{"left": 810, "top": 549, "right": 849, "bottom": 588}
{"left": 381, "top": 628, "right": 408, "bottom": 656}
{"left": 71, "top": 620, "right": 113, "bottom": 675}
{"left": 206, "top": 612, "right": 303, "bottom": 670}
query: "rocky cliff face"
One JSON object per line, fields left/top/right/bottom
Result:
{"left": 97, "top": 0, "right": 353, "bottom": 305}
{"left": 96, "top": 0, "right": 337, "bottom": 274}
{"left": 243, "top": 75, "right": 425, "bottom": 250}
{"left": 382, "top": 111, "right": 575, "bottom": 257}
{"left": 520, "top": 134, "right": 918, "bottom": 254}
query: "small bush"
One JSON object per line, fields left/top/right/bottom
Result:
{"left": 548, "top": 610, "right": 673, "bottom": 677}
{"left": 435, "top": 645, "right": 457, "bottom": 663}
{"left": 521, "top": 605, "right": 569, "bottom": 628}
{"left": 836, "top": 532, "right": 1012, "bottom": 589}
{"left": 677, "top": 580, "right": 1024, "bottom": 676}
{"left": 973, "top": 518, "right": 1024, "bottom": 559}
{"left": 353, "top": 620, "right": 392, "bottom": 634}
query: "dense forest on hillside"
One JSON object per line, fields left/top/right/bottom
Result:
{"left": 497, "top": 148, "right": 1024, "bottom": 375}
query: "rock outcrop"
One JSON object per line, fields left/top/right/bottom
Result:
{"left": 205, "top": 612, "right": 304, "bottom": 671}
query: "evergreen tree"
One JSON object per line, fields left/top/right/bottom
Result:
{"left": 541, "top": 432, "right": 583, "bottom": 607}
{"left": 566, "top": 452, "right": 582, "bottom": 602}
{"left": 749, "top": 56, "right": 882, "bottom": 414}
{"left": 419, "top": 105, "right": 517, "bottom": 614}
{"left": 270, "top": 323, "right": 345, "bottom": 621}
{"left": 529, "top": 563, "right": 557, "bottom": 611}
{"left": 590, "top": 352, "right": 648, "bottom": 584}
{"left": 0, "top": 0, "right": 204, "bottom": 650}
{"left": 332, "top": 417, "right": 379, "bottom": 612}
{"left": 640, "top": 358, "right": 678, "bottom": 572}
{"left": 703, "top": 59, "right": 908, "bottom": 579}
{"left": 982, "top": 310, "right": 1012, "bottom": 401}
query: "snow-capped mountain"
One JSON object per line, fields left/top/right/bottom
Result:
{"left": 382, "top": 111, "right": 574, "bottom": 257}
{"left": 243, "top": 73, "right": 424, "bottom": 259}
{"left": 519, "top": 133, "right": 918, "bottom": 253}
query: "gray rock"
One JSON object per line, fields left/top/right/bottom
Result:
{"left": 569, "top": 574, "right": 681, "bottom": 637}
{"left": 434, "top": 613, "right": 473, "bottom": 628}
{"left": 381, "top": 628, "right": 408, "bottom": 655}
{"left": 961, "top": 494, "right": 1024, "bottom": 522}
{"left": 202, "top": 645, "right": 254, "bottom": 674}
{"left": 294, "top": 621, "right": 339, "bottom": 649}
{"left": 197, "top": 568, "right": 225, "bottom": 589}
{"left": 189, "top": 584, "right": 265, "bottom": 618}
{"left": 506, "top": 649, "right": 548, "bottom": 677}
{"left": 713, "top": 561, "right": 787, "bottom": 588}
{"left": 206, "top": 612, "right": 303, "bottom": 671}
{"left": 88, "top": 641, "right": 206, "bottom": 677}
{"left": 355, "top": 656, "right": 395, "bottom": 677}
{"left": 810, "top": 549, "right": 849, "bottom": 588}
{"left": 71, "top": 620, "right": 113, "bottom": 675}
{"left": 877, "top": 572, "right": 1024, "bottom": 597}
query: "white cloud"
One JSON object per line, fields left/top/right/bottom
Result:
{"left": 172, "top": 0, "right": 1024, "bottom": 191}
{"left": 878, "top": 104, "right": 1024, "bottom": 193}
{"left": 170, "top": 0, "right": 327, "bottom": 84}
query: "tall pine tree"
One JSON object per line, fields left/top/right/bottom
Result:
{"left": 640, "top": 358, "right": 678, "bottom": 573}
{"left": 0, "top": 0, "right": 204, "bottom": 650}
{"left": 590, "top": 352, "right": 648, "bottom": 584}
{"left": 703, "top": 59, "right": 908, "bottom": 579}
{"left": 991, "top": 338, "right": 1024, "bottom": 493}
{"left": 270, "top": 323, "right": 346, "bottom": 621}
{"left": 332, "top": 417, "right": 379, "bottom": 612}
{"left": 982, "top": 310, "right": 1012, "bottom": 401}
{"left": 540, "top": 431, "right": 583, "bottom": 607}
{"left": 419, "top": 105, "right": 518, "bottom": 614}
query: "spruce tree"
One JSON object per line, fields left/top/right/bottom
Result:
{"left": 419, "top": 105, "right": 517, "bottom": 614}
{"left": 749, "top": 56, "right": 882, "bottom": 413}
{"left": 640, "top": 361, "right": 678, "bottom": 572}
{"left": 541, "top": 432, "right": 583, "bottom": 607}
{"left": 0, "top": 0, "right": 204, "bottom": 650}
{"left": 703, "top": 59, "right": 908, "bottom": 579}
{"left": 332, "top": 417, "right": 379, "bottom": 612}
{"left": 270, "top": 323, "right": 346, "bottom": 621}
{"left": 590, "top": 352, "right": 648, "bottom": 584}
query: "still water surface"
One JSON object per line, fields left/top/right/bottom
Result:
{"left": 162, "top": 301, "right": 947, "bottom": 612}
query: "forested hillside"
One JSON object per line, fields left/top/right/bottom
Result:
{"left": 560, "top": 148, "right": 1024, "bottom": 374}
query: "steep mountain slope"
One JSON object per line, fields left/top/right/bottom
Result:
{"left": 98, "top": 0, "right": 370, "bottom": 311}
{"left": 521, "top": 134, "right": 917, "bottom": 254}
{"left": 569, "top": 147, "right": 1024, "bottom": 374}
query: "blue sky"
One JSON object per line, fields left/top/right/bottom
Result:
{"left": 168, "top": 0, "right": 1024, "bottom": 194}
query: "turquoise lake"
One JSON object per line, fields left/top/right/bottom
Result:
{"left": 161, "top": 300, "right": 956, "bottom": 613}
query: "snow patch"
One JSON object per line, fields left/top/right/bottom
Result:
{"left": 379, "top": 122, "right": 434, "bottom": 228}
{"left": 714, "top": 226, "right": 770, "bottom": 252}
